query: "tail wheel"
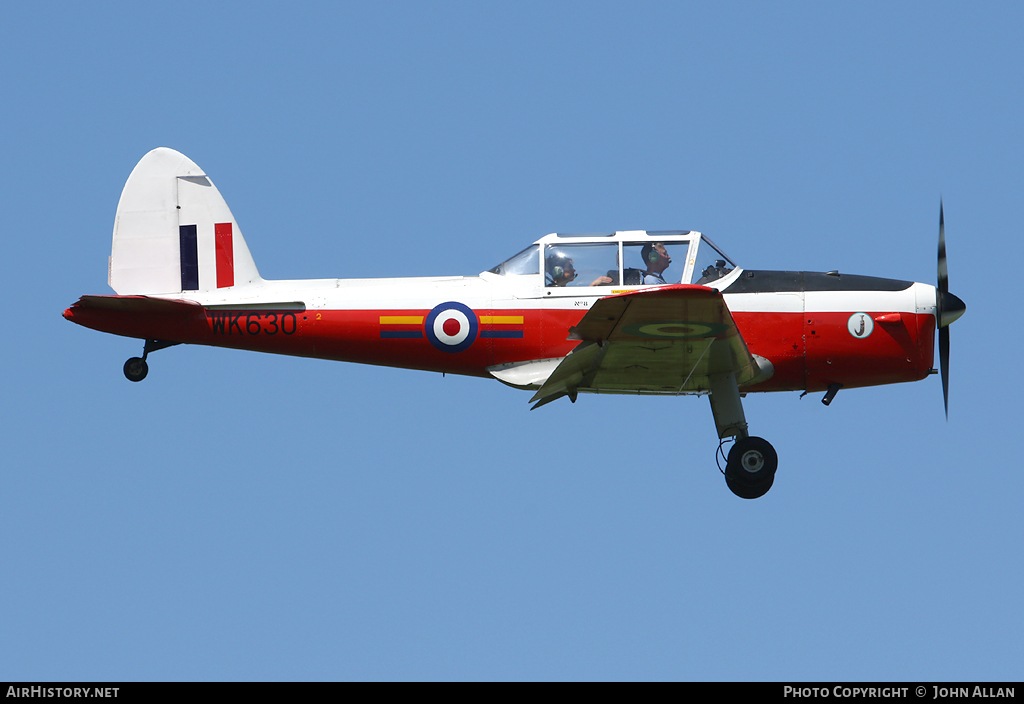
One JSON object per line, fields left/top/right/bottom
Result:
{"left": 123, "top": 357, "right": 149, "bottom": 382}
{"left": 725, "top": 436, "right": 778, "bottom": 499}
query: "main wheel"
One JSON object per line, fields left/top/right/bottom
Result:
{"left": 726, "top": 472, "right": 775, "bottom": 500}
{"left": 725, "top": 436, "right": 778, "bottom": 498}
{"left": 123, "top": 357, "right": 148, "bottom": 382}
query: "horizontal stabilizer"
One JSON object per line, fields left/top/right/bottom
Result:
{"left": 72, "top": 294, "right": 203, "bottom": 314}
{"left": 63, "top": 294, "right": 204, "bottom": 342}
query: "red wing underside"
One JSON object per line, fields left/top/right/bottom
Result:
{"left": 530, "top": 285, "right": 762, "bottom": 407}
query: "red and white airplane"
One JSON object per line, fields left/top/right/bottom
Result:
{"left": 65, "top": 148, "right": 965, "bottom": 498}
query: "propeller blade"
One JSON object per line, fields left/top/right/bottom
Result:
{"left": 937, "top": 200, "right": 948, "bottom": 295}
{"left": 939, "top": 325, "right": 950, "bottom": 419}
{"left": 935, "top": 200, "right": 963, "bottom": 418}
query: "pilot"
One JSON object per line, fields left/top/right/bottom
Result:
{"left": 546, "top": 250, "right": 613, "bottom": 287}
{"left": 640, "top": 242, "right": 672, "bottom": 285}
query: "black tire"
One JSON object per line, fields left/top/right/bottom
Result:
{"left": 725, "top": 436, "right": 778, "bottom": 487}
{"left": 123, "top": 357, "right": 149, "bottom": 382}
{"left": 726, "top": 472, "right": 774, "bottom": 499}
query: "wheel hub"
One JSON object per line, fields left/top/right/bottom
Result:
{"left": 741, "top": 450, "right": 765, "bottom": 473}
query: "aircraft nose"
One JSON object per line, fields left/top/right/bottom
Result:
{"left": 938, "top": 291, "right": 966, "bottom": 328}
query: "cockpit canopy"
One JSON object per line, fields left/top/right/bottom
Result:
{"left": 487, "top": 230, "right": 737, "bottom": 288}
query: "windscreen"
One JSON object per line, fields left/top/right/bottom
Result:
{"left": 693, "top": 236, "right": 736, "bottom": 285}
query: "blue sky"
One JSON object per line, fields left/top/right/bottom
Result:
{"left": 1, "top": 2, "right": 1021, "bottom": 680}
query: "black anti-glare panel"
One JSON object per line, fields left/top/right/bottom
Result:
{"left": 723, "top": 271, "right": 913, "bottom": 294}
{"left": 179, "top": 224, "right": 199, "bottom": 291}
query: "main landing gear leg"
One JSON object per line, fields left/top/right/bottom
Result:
{"left": 708, "top": 371, "right": 778, "bottom": 499}
{"left": 123, "top": 339, "right": 180, "bottom": 382}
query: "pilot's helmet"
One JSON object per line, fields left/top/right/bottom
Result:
{"left": 546, "top": 250, "right": 576, "bottom": 283}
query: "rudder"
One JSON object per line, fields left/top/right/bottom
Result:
{"left": 109, "top": 148, "right": 262, "bottom": 295}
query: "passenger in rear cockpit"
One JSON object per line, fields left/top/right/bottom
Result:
{"left": 545, "top": 251, "right": 576, "bottom": 286}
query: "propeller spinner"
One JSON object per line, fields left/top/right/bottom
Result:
{"left": 936, "top": 201, "right": 966, "bottom": 418}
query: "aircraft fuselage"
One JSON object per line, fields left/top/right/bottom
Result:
{"left": 64, "top": 269, "right": 937, "bottom": 395}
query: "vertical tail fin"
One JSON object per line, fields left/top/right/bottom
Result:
{"left": 109, "top": 148, "right": 262, "bottom": 295}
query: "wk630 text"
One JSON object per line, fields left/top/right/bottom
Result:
{"left": 208, "top": 312, "right": 298, "bottom": 335}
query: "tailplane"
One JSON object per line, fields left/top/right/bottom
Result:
{"left": 109, "top": 148, "right": 262, "bottom": 295}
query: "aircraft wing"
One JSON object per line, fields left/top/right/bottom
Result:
{"left": 529, "top": 285, "right": 771, "bottom": 408}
